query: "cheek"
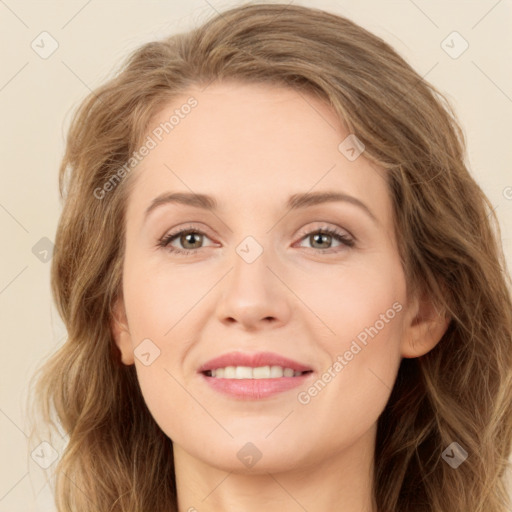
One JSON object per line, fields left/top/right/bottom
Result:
{"left": 301, "top": 255, "right": 406, "bottom": 350}
{"left": 134, "top": 361, "right": 190, "bottom": 440}
{"left": 297, "top": 256, "right": 406, "bottom": 417}
{"left": 122, "top": 254, "right": 207, "bottom": 342}
{"left": 120, "top": 258, "right": 214, "bottom": 442}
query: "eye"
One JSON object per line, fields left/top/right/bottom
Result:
{"left": 157, "top": 224, "right": 355, "bottom": 256}
{"left": 157, "top": 226, "right": 215, "bottom": 255}
{"left": 294, "top": 225, "right": 355, "bottom": 253}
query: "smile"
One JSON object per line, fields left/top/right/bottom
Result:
{"left": 198, "top": 351, "right": 315, "bottom": 399}
{"left": 204, "top": 365, "right": 311, "bottom": 378}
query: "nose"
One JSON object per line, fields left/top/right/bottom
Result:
{"left": 215, "top": 242, "right": 292, "bottom": 331}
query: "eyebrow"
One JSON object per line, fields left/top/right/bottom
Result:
{"left": 144, "top": 191, "right": 377, "bottom": 223}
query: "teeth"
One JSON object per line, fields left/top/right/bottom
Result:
{"left": 253, "top": 365, "right": 271, "bottom": 378}
{"left": 270, "top": 365, "right": 283, "bottom": 378}
{"left": 224, "top": 366, "right": 236, "bottom": 378}
{"left": 235, "top": 366, "right": 253, "bottom": 379}
{"left": 208, "top": 365, "right": 307, "bottom": 379}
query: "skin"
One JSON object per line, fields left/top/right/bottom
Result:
{"left": 111, "top": 81, "right": 449, "bottom": 512}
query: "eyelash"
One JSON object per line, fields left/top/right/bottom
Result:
{"left": 157, "top": 225, "right": 355, "bottom": 256}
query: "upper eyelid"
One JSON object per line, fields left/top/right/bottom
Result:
{"left": 163, "top": 222, "right": 352, "bottom": 237}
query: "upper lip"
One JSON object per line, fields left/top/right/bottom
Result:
{"left": 198, "top": 351, "right": 313, "bottom": 373}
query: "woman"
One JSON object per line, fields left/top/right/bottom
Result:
{"left": 27, "top": 3, "right": 512, "bottom": 511}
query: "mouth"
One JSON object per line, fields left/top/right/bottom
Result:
{"left": 198, "top": 351, "right": 314, "bottom": 399}
{"left": 203, "top": 366, "right": 312, "bottom": 379}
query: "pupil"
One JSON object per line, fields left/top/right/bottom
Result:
{"left": 183, "top": 233, "right": 201, "bottom": 249}
{"left": 312, "top": 233, "right": 330, "bottom": 248}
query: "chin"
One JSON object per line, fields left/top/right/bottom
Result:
{"left": 180, "top": 435, "right": 309, "bottom": 474}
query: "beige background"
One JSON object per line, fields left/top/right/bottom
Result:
{"left": 0, "top": 1, "right": 511, "bottom": 510}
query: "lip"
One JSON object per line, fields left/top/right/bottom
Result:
{"left": 198, "top": 351, "right": 314, "bottom": 400}
{"left": 200, "top": 373, "right": 313, "bottom": 400}
{"left": 198, "top": 351, "right": 313, "bottom": 373}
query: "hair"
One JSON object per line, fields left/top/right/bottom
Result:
{"left": 26, "top": 2, "right": 512, "bottom": 511}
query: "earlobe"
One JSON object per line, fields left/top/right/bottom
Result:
{"left": 401, "top": 293, "right": 451, "bottom": 359}
{"left": 111, "top": 297, "right": 135, "bottom": 365}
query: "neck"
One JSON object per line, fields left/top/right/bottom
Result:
{"left": 173, "top": 424, "right": 377, "bottom": 512}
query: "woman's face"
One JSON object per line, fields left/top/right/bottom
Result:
{"left": 112, "top": 81, "right": 440, "bottom": 473}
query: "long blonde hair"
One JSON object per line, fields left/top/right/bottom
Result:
{"left": 26, "top": 3, "right": 512, "bottom": 511}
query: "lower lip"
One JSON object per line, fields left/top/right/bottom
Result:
{"left": 200, "top": 373, "right": 312, "bottom": 399}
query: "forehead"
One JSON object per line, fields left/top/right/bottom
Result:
{"left": 125, "top": 81, "right": 389, "bottom": 223}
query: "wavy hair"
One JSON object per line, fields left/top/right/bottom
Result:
{"left": 26, "top": 3, "right": 512, "bottom": 511}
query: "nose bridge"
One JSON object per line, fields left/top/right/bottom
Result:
{"left": 230, "top": 232, "right": 274, "bottom": 299}
{"left": 227, "top": 208, "right": 274, "bottom": 277}
{"left": 215, "top": 230, "right": 291, "bottom": 328}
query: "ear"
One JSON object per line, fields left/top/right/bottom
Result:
{"left": 111, "top": 296, "right": 135, "bottom": 365}
{"left": 401, "top": 291, "right": 450, "bottom": 359}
